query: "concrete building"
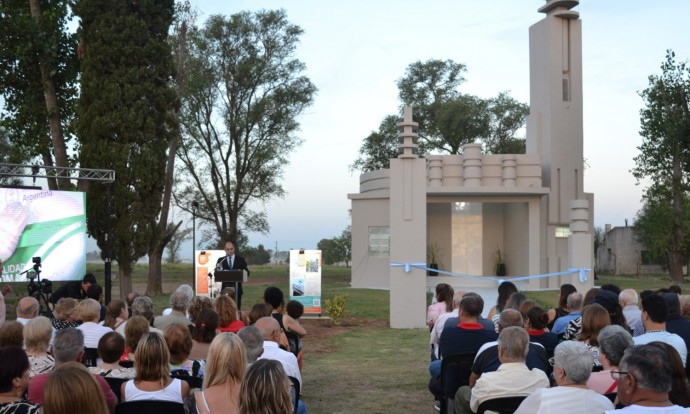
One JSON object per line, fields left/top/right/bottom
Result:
{"left": 596, "top": 224, "right": 665, "bottom": 275}
{"left": 348, "top": 0, "right": 595, "bottom": 329}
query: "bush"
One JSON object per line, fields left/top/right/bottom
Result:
{"left": 324, "top": 295, "right": 347, "bottom": 326}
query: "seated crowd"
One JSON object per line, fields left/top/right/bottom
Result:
{"left": 428, "top": 282, "right": 690, "bottom": 413}
{"left": 0, "top": 274, "right": 307, "bottom": 414}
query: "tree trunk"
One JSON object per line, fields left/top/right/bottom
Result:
{"left": 119, "top": 263, "right": 132, "bottom": 300}
{"left": 669, "top": 154, "right": 684, "bottom": 284}
{"left": 41, "top": 151, "right": 58, "bottom": 190}
{"left": 147, "top": 221, "right": 182, "bottom": 296}
{"left": 29, "top": 0, "right": 70, "bottom": 190}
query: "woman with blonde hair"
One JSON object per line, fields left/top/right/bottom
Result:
{"left": 215, "top": 295, "right": 245, "bottom": 333}
{"left": 121, "top": 333, "right": 189, "bottom": 402}
{"left": 42, "top": 362, "right": 109, "bottom": 414}
{"left": 122, "top": 315, "right": 149, "bottom": 363}
{"left": 239, "top": 359, "right": 292, "bottom": 414}
{"left": 578, "top": 303, "right": 611, "bottom": 367}
{"left": 184, "top": 332, "right": 247, "bottom": 414}
{"left": 103, "top": 299, "right": 128, "bottom": 330}
{"left": 23, "top": 316, "right": 55, "bottom": 377}
{"left": 76, "top": 298, "right": 112, "bottom": 348}
{"left": 50, "top": 297, "right": 80, "bottom": 330}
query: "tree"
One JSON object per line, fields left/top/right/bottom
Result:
{"left": 484, "top": 92, "right": 530, "bottom": 154}
{"left": 75, "top": 0, "right": 178, "bottom": 298}
{"left": 243, "top": 244, "right": 271, "bottom": 265}
{"left": 317, "top": 238, "right": 336, "bottom": 265}
{"left": 349, "top": 115, "right": 401, "bottom": 172}
{"left": 175, "top": 10, "right": 316, "bottom": 248}
{"left": 632, "top": 50, "right": 690, "bottom": 284}
{"left": 334, "top": 228, "right": 352, "bottom": 267}
{"left": 166, "top": 227, "right": 192, "bottom": 264}
{"left": 0, "top": 0, "right": 78, "bottom": 190}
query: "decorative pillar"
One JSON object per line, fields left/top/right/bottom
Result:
{"left": 428, "top": 157, "right": 443, "bottom": 187}
{"left": 502, "top": 155, "right": 517, "bottom": 187}
{"left": 568, "top": 199, "right": 593, "bottom": 290}
{"left": 462, "top": 143, "right": 483, "bottom": 186}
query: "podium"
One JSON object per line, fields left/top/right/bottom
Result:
{"left": 213, "top": 270, "right": 247, "bottom": 299}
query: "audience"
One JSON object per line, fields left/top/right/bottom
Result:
{"left": 619, "top": 288, "right": 644, "bottom": 336}
{"left": 547, "top": 283, "right": 577, "bottom": 330}
{"left": 248, "top": 303, "right": 273, "bottom": 326}
{"left": 89, "top": 331, "right": 135, "bottom": 378}
{"left": 103, "top": 299, "right": 128, "bottom": 330}
{"left": 552, "top": 292, "right": 583, "bottom": 335}
{"left": 15, "top": 297, "right": 39, "bottom": 324}
{"left": 27, "top": 328, "right": 117, "bottom": 409}
{"left": 50, "top": 298, "right": 80, "bottom": 331}
{"left": 188, "top": 295, "right": 213, "bottom": 327}
{"left": 645, "top": 341, "right": 690, "bottom": 408}
{"left": 578, "top": 303, "right": 611, "bottom": 367}
{"left": 0, "top": 347, "right": 40, "bottom": 414}
{"left": 239, "top": 359, "right": 293, "bottom": 414}
{"left": 162, "top": 285, "right": 194, "bottom": 317}
{"left": 525, "top": 306, "right": 558, "bottom": 359}
{"left": 514, "top": 341, "right": 614, "bottom": 413}
{"left": 427, "top": 283, "right": 454, "bottom": 331}
{"left": 121, "top": 332, "right": 190, "bottom": 403}
{"left": 663, "top": 292, "right": 690, "bottom": 363}
{"left": 609, "top": 344, "right": 688, "bottom": 413}
{"left": 85, "top": 284, "right": 106, "bottom": 322}
{"left": 594, "top": 290, "right": 630, "bottom": 333}
{"left": 189, "top": 308, "right": 219, "bottom": 360}
{"left": 265, "top": 287, "right": 307, "bottom": 351}
{"left": 23, "top": 316, "right": 55, "bottom": 377}
{"left": 633, "top": 294, "right": 687, "bottom": 365}
{"left": 454, "top": 326, "right": 549, "bottom": 414}
{"left": 286, "top": 300, "right": 305, "bottom": 369}
{"left": 429, "top": 290, "right": 465, "bottom": 360}
{"left": 76, "top": 298, "right": 112, "bottom": 349}
{"left": 118, "top": 296, "right": 162, "bottom": 337}
{"left": 587, "top": 325, "right": 633, "bottom": 395}
{"left": 155, "top": 289, "right": 192, "bottom": 330}
{"left": 122, "top": 315, "right": 150, "bottom": 363}
{"left": 43, "top": 362, "right": 110, "bottom": 414}
{"left": 238, "top": 325, "right": 265, "bottom": 363}
{"left": 255, "top": 317, "right": 302, "bottom": 388}
{"left": 184, "top": 332, "right": 247, "bottom": 414}
{"left": 216, "top": 295, "right": 246, "bottom": 333}
{"left": 0, "top": 321, "right": 23, "bottom": 348}
{"left": 165, "top": 323, "right": 205, "bottom": 378}
{"left": 487, "top": 282, "right": 518, "bottom": 332}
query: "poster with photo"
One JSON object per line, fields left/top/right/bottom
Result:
{"left": 194, "top": 249, "right": 225, "bottom": 297}
{"left": 289, "top": 250, "right": 322, "bottom": 313}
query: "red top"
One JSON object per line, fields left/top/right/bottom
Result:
{"left": 527, "top": 329, "right": 546, "bottom": 336}
{"left": 218, "top": 319, "right": 246, "bottom": 333}
{"left": 457, "top": 322, "right": 484, "bottom": 330}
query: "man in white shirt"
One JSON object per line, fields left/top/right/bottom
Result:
{"left": 633, "top": 294, "right": 687, "bottom": 365}
{"left": 454, "top": 326, "right": 550, "bottom": 414}
{"left": 255, "top": 316, "right": 302, "bottom": 386}
{"left": 16, "top": 296, "right": 39, "bottom": 325}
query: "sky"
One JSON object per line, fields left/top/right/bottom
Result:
{"left": 58, "top": 1, "right": 690, "bottom": 256}
{"left": 184, "top": 0, "right": 690, "bottom": 253}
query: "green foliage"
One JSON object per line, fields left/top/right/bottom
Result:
{"left": 175, "top": 10, "right": 316, "bottom": 246}
{"left": 243, "top": 244, "right": 272, "bottom": 265}
{"left": 165, "top": 227, "right": 192, "bottom": 264}
{"left": 324, "top": 294, "right": 347, "bottom": 326}
{"left": 0, "top": 0, "right": 78, "bottom": 171}
{"left": 351, "top": 59, "right": 528, "bottom": 172}
{"left": 318, "top": 228, "right": 351, "bottom": 266}
{"left": 75, "top": 0, "right": 178, "bottom": 295}
{"left": 632, "top": 50, "right": 690, "bottom": 283}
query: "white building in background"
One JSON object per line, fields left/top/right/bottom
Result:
{"left": 348, "top": 0, "right": 595, "bottom": 329}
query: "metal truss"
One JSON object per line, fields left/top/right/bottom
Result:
{"left": 0, "top": 163, "right": 115, "bottom": 182}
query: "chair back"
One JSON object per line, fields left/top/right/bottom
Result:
{"left": 115, "top": 400, "right": 185, "bottom": 414}
{"left": 477, "top": 396, "right": 527, "bottom": 414}
{"left": 288, "top": 376, "right": 300, "bottom": 414}
{"left": 104, "top": 377, "right": 129, "bottom": 403}
{"left": 120, "top": 360, "right": 134, "bottom": 368}
{"left": 169, "top": 373, "right": 203, "bottom": 390}
{"left": 82, "top": 347, "right": 99, "bottom": 367}
{"left": 439, "top": 353, "right": 475, "bottom": 414}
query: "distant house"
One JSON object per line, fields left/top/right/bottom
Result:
{"left": 596, "top": 225, "right": 664, "bottom": 275}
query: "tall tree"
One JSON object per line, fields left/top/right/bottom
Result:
{"left": 484, "top": 91, "right": 529, "bottom": 154}
{"left": 175, "top": 10, "right": 316, "bottom": 247}
{"left": 0, "top": 0, "right": 78, "bottom": 189}
{"left": 75, "top": 0, "right": 178, "bottom": 297}
{"left": 632, "top": 50, "right": 690, "bottom": 284}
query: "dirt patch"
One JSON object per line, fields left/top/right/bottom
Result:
{"left": 300, "top": 316, "right": 388, "bottom": 354}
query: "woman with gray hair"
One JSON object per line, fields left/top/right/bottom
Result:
{"left": 587, "top": 325, "right": 633, "bottom": 394}
{"left": 515, "top": 341, "right": 614, "bottom": 414}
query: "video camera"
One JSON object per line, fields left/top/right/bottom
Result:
{"left": 26, "top": 256, "right": 52, "bottom": 296}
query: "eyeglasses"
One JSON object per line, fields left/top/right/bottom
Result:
{"left": 610, "top": 370, "right": 631, "bottom": 381}
{"left": 548, "top": 357, "right": 557, "bottom": 367}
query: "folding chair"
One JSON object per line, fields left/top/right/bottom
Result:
{"left": 82, "top": 347, "right": 99, "bottom": 368}
{"left": 288, "top": 375, "right": 301, "bottom": 414}
{"left": 477, "top": 396, "right": 527, "bottom": 414}
{"left": 439, "top": 353, "right": 475, "bottom": 414}
{"left": 104, "top": 377, "right": 129, "bottom": 403}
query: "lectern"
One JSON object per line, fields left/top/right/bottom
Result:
{"left": 213, "top": 270, "right": 247, "bottom": 299}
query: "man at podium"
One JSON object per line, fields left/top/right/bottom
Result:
{"left": 216, "top": 241, "right": 250, "bottom": 309}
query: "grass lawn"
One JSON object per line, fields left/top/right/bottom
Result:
{"left": 2, "top": 264, "right": 688, "bottom": 413}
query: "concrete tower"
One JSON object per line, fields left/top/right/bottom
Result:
{"left": 526, "top": 0, "right": 592, "bottom": 281}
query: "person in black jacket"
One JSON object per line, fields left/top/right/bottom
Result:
{"left": 216, "top": 241, "right": 249, "bottom": 309}
{"left": 48, "top": 273, "right": 97, "bottom": 305}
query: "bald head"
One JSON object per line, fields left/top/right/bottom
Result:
{"left": 497, "top": 309, "right": 523, "bottom": 331}
{"left": 254, "top": 316, "right": 280, "bottom": 342}
{"left": 17, "top": 297, "right": 39, "bottom": 318}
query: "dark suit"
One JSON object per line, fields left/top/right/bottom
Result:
{"left": 216, "top": 255, "right": 249, "bottom": 309}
